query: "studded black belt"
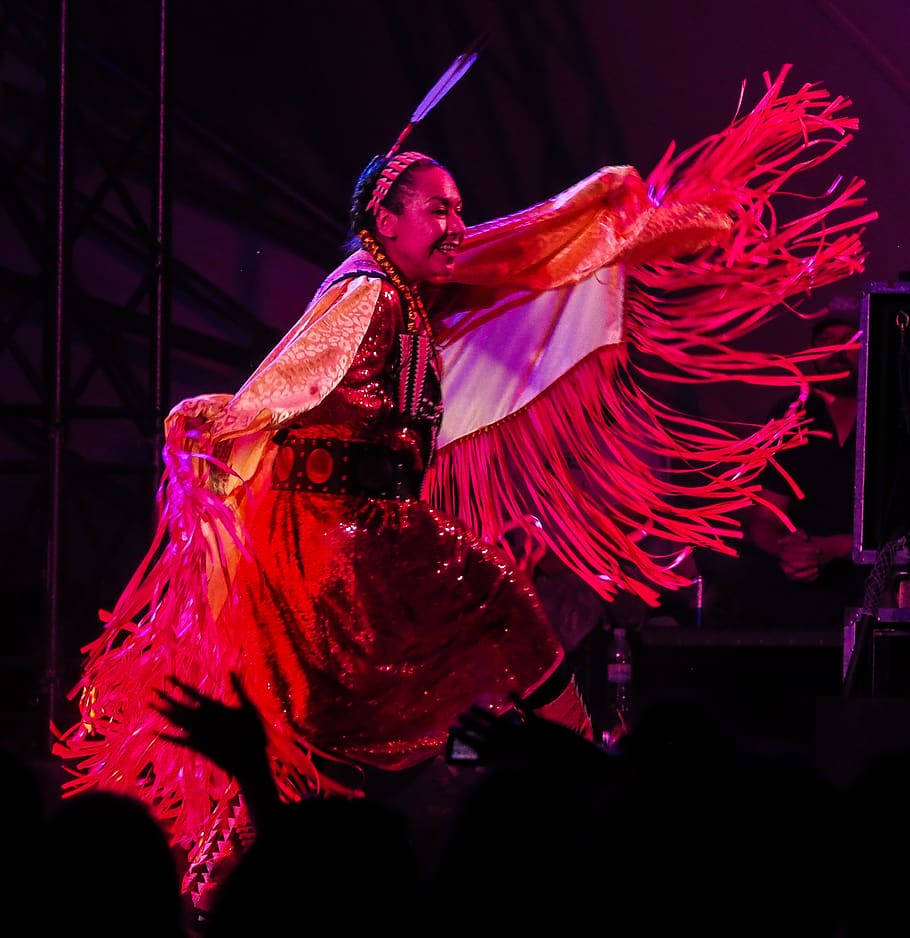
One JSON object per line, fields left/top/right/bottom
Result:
{"left": 271, "top": 436, "right": 422, "bottom": 500}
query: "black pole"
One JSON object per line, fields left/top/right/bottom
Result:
{"left": 46, "top": 0, "right": 69, "bottom": 735}
{"left": 151, "top": 0, "right": 170, "bottom": 489}
{"left": 842, "top": 611, "right": 873, "bottom": 696}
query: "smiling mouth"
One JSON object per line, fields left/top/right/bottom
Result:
{"left": 434, "top": 242, "right": 459, "bottom": 258}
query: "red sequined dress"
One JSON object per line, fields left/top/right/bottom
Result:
{"left": 229, "top": 255, "right": 563, "bottom": 772}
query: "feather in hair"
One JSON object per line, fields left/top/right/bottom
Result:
{"left": 388, "top": 37, "right": 484, "bottom": 155}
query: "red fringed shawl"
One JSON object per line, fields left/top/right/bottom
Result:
{"left": 426, "top": 65, "right": 874, "bottom": 604}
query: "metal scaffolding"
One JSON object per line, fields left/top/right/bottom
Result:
{"left": 0, "top": 0, "right": 324, "bottom": 747}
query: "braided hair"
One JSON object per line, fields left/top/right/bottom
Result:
{"left": 345, "top": 153, "right": 442, "bottom": 254}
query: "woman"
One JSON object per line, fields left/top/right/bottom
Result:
{"left": 221, "top": 151, "right": 588, "bottom": 777}
{"left": 61, "top": 152, "right": 598, "bottom": 896}
{"left": 57, "top": 67, "right": 872, "bottom": 897}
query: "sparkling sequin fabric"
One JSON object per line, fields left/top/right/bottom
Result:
{"left": 231, "top": 266, "right": 562, "bottom": 771}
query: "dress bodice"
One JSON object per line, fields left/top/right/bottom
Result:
{"left": 287, "top": 277, "right": 442, "bottom": 471}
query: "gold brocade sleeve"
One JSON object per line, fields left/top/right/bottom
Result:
{"left": 216, "top": 275, "right": 385, "bottom": 440}
{"left": 164, "top": 275, "right": 385, "bottom": 497}
{"left": 155, "top": 273, "right": 387, "bottom": 623}
{"left": 448, "top": 165, "right": 730, "bottom": 294}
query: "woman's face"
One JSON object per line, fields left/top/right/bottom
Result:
{"left": 376, "top": 165, "right": 466, "bottom": 283}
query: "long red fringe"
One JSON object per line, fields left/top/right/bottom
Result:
{"left": 425, "top": 346, "right": 814, "bottom": 605}
{"left": 51, "top": 415, "right": 345, "bottom": 856}
{"left": 425, "top": 66, "right": 875, "bottom": 604}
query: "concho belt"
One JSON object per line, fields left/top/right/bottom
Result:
{"left": 271, "top": 436, "right": 422, "bottom": 500}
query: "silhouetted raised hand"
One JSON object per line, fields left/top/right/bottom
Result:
{"left": 153, "top": 674, "right": 281, "bottom": 831}
{"left": 449, "top": 694, "right": 608, "bottom": 772}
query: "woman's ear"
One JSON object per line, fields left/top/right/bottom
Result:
{"left": 375, "top": 206, "right": 398, "bottom": 240}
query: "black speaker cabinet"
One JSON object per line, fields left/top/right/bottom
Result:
{"left": 843, "top": 607, "right": 910, "bottom": 696}
{"left": 854, "top": 284, "right": 910, "bottom": 564}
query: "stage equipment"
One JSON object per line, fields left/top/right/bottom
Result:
{"left": 844, "top": 283, "right": 910, "bottom": 695}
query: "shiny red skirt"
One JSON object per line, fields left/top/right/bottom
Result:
{"left": 231, "top": 485, "right": 564, "bottom": 772}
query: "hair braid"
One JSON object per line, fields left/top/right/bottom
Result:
{"left": 344, "top": 152, "right": 442, "bottom": 255}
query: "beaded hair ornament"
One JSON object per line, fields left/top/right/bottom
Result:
{"left": 366, "top": 40, "right": 481, "bottom": 216}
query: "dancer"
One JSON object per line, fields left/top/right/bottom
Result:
{"left": 56, "top": 65, "right": 874, "bottom": 896}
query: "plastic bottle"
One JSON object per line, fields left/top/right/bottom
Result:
{"left": 602, "top": 626, "right": 633, "bottom": 750}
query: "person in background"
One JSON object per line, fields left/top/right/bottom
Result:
{"left": 701, "top": 300, "right": 867, "bottom": 629}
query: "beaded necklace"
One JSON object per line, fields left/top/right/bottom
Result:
{"left": 358, "top": 230, "right": 435, "bottom": 343}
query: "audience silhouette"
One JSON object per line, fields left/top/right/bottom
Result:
{"left": 24, "top": 674, "right": 906, "bottom": 936}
